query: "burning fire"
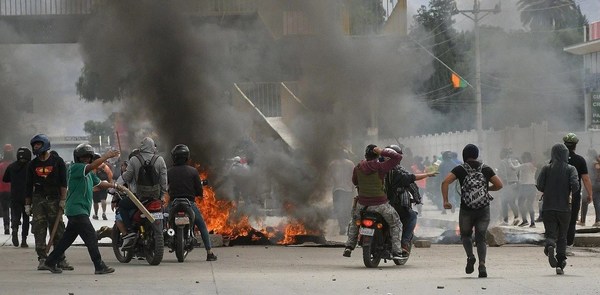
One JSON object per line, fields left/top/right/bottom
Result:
{"left": 193, "top": 169, "right": 319, "bottom": 245}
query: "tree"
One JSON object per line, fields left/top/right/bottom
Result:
{"left": 518, "top": 0, "right": 587, "bottom": 31}
{"left": 347, "top": 0, "right": 386, "bottom": 35}
{"left": 76, "top": 65, "right": 126, "bottom": 103}
{"left": 83, "top": 119, "right": 113, "bottom": 137}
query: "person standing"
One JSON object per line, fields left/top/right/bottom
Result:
{"left": 511, "top": 152, "right": 538, "bottom": 227}
{"left": 536, "top": 143, "right": 580, "bottom": 275}
{"left": 441, "top": 144, "right": 503, "bottom": 278}
{"left": 498, "top": 148, "right": 521, "bottom": 225}
{"left": 39, "top": 144, "right": 120, "bottom": 274}
{"left": 588, "top": 152, "right": 600, "bottom": 227}
{"left": 562, "top": 133, "right": 593, "bottom": 253}
{"left": 343, "top": 144, "right": 403, "bottom": 259}
{"left": 328, "top": 149, "right": 355, "bottom": 235}
{"left": 25, "top": 134, "right": 73, "bottom": 271}
{"left": 3, "top": 147, "right": 32, "bottom": 247}
{"left": 0, "top": 144, "right": 14, "bottom": 234}
{"left": 91, "top": 153, "right": 113, "bottom": 221}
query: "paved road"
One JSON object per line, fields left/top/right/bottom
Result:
{"left": 1, "top": 241, "right": 600, "bottom": 295}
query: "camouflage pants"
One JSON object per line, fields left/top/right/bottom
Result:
{"left": 345, "top": 202, "right": 402, "bottom": 253}
{"left": 32, "top": 195, "right": 65, "bottom": 260}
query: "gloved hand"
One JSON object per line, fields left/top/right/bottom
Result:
{"left": 25, "top": 205, "right": 31, "bottom": 215}
{"left": 59, "top": 199, "right": 66, "bottom": 209}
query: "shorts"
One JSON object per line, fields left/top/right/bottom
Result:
{"left": 93, "top": 191, "right": 108, "bottom": 203}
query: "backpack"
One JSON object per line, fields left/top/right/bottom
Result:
{"left": 459, "top": 163, "right": 493, "bottom": 209}
{"left": 135, "top": 154, "right": 160, "bottom": 199}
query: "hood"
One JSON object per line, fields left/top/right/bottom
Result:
{"left": 551, "top": 143, "right": 569, "bottom": 164}
{"left": 357, "top": 159, "right": 379, "bottom": 174}
{"left": 140, "top": 137, "right": 156, "bottom": 154}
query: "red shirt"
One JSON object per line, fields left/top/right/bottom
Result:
{"left": 0, "top": 161, "right": 11, "bottom": 192}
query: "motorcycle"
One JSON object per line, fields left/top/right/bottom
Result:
{"left": 359, "top": 210, "right": 409, "bottom": 268}
{"left": 111, "top": 196, "right": 165, "bottom": 266}
{"left": 164, "top": 197, "right": 196, "bottom": 262}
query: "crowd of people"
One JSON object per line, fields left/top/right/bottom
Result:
{"left": 331, "top": 132, "right": 594, "bottom": 276}
{"left": 0, "top": 134, "right": 217, "bottom": 275}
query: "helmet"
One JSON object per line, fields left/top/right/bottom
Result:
{"left": 93, "top": 153, "right": 101, "bottom": 161}
{"left": 73, "top": 143, "right": 94, "bottom": 163}
{"left": 386, "top": 145, "right": 403, "bottom": 154}
{"left": 16, "top": 147, "right": 32, "bottom": 162}
{"left": 171, "top": 144, "right": 190, "bottom": 165}
{"left": 30, "top": 134, "right": 51, "bottom": 155}
{"left": 563, "top": 133, "right": 579, "bottom": 144}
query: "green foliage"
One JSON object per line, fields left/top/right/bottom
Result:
{"left": 83, "top": 119, "right": 113, "bottom": 137}
{"left": 76, "top": 65, "right": 124, "bottom": 103}
{"left": 518, "top": 0, "right": 588, "bottom": 31}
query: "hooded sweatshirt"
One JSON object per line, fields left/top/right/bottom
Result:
{"left": 536, "top": 143, "right": 579, "bottom": 212}
{"left": 352, "top": 148, "right": 402, "bottom": 206}
{"left": 122, "top": 137, "right": 168, "bottom": 198}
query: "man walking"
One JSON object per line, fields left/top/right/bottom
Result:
{"left": 537, "top": 143, "right": 580, "bottom": 275}
{"left": 441, "top": 144, "right": 503, "bottom": 278}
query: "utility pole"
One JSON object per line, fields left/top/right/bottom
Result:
{"left": 453, "top": 0, "right": 500, "bottom": 146}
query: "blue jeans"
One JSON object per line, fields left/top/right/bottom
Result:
{"left": 390, "top": 203, "right": 417, "bottom": 246}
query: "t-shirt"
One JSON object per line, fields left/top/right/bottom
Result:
{"left": 568, "top": 151, "right": 587, "bottom": 194}
{"left": 26, "top": 153, "right": 67, "bottom": 197}
{"left": 450, "top": 160, "right": 496, "bottom": 210}
{"left": 65, "top": 163, "right": 100, "bottom": 216}
{"left": 167, "top": 165, "right": 203, "bottom": 201}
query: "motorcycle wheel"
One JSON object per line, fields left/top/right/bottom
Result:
{"left": 361, "top": 236, "right": 382, "bottom": 268}
{"left": 111, "top": 224, "right": 134, "bottom": 263}
{"left": 144, "top": 222, "right": 164, "bottom": 266}
{"left": 175, "top": 226, "right": 188, "bottom": 262}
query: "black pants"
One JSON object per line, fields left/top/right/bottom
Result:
{"left": 0, "top": 193, "right": 10, "bottom": 229}
{"left": 543, "top": 210, "right": 570, "bottom": 263}
{"left": 46, "top": 215, "right": 103, "bottom": 269}
{"left": 10, "top": 200, "right": 29, "bottom": 236}
{"left": 567, "top": 192, "right": 581, "bottom": 246}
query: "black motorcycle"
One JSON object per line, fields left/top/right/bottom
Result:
{"left": 164, "top": 197, "right": 196, "bottom": 262}
{"left": 111, "top": 198, "right": 165, "bottom": 265}
{"left": 359, "top": 210, "right": 409, "bottom": 268}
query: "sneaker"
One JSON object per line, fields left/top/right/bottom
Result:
{"left": 21, "top": 239, "right": 28, "bottom": 248}
{"left": 12, "top": 232, "right": 18, "bottom": 247}
{"left": 391, "top": 252, "right": 404, "bottom": 259}
{"left": 593, "top": 221, "right": 600, "bottom": 227}
{"left": 39, "top": 262, "right": 62, "bottom": 274}
{"left": 401, "top": 245, "right": 410, "bottom": 257}
{"left": 4, "top": 228, "right": 9, "bottom": 235}
{"left": 512, "top": 218, "right": 521, "bottom": 226}
{"left": 547, "top": 246, "right": 558, "bottom": 267}
{"left": 577, "top": 221, "right": 585, "bottom": 226}
{"left": 465, "top": 256, "right": 476, "bottom": 274}
{"left": 37, "top": 259, "right": 46, "bottom": 270}
{"left": 556, "top": 267, "right": 564, "bottom": 275}
{"left": 535, "top": 216, "right": 543, "bottom": 222}
{"left": 518, "top": 221, "right": 529, "bottom": 227}
{"left": 565, "top": 245, "right": 574, "bottom": 257}
{"left": 529, "top": 223, "right": 536, "bottom": 228}
{"left": 58, "top": 260, "right": 74, "bottom": 271}
{"left": 478, "top": 265, "right": 487, "bottom": 278}
{"left": 102, "top": 213, "right": 107, "bottom": 221}
{"left": 206, "top": 253, "right": 218, "bottom": 261}
{"left": 342, "top": 248, "right": 352, "bottom": 258}
{"left": 95, "top": 262, "right": 115, "bottom": 275}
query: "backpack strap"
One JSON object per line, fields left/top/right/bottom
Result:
{"left": 135, "top": 154, "right": 158, "bottom": 166}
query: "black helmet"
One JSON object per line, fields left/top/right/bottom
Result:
{"left": 73, "top": 143, "right": 94, "bottom": 163}
{"left": 171, "top": 144, "right": 190, "bottom": 165}
{"left": 16, "top": 147, "right": 32, "bottom": 162}
{"left": 386, "top": 145, "right": 403, "bottom": 155}
{"left": 30, "top": 134, "right": 51, "bottom": 156}
{"left": 93, "top": 153, "right": 101, "bottom": 161}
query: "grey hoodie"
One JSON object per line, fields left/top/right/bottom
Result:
{"left": 122, "top": 137, "right": 168, "bottom": 198}
{"left": 537, "top": 143, "right": 579, "bottom": 212}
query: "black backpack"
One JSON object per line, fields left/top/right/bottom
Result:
{"left": 135, "top": 154, "right": 160, "bottom": 199}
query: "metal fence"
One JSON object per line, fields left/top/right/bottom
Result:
{"left": 236, "top": 82, "right": 281, "bottom": 117}
{"left": 0, "top": 0, "right": 94, "bottom": 15}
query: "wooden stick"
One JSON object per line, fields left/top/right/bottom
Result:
{"left": 45, "top": 208, "right": 63, "bottom": 254}
{"left": 116, "top": 131, "right": 122, "bottom": 153}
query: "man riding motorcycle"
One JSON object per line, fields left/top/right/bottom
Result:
{"left": 167, "top": 144, "right": 217, "bottom": 261}
{"left": 343, "top": 144, "right": 403, "bottom": 259}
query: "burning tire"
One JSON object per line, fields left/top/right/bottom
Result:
{"left": 144, "top": 222, "right": 164, "bottom": 265}
{"left": 111, "top": 224, "right": 134, "bottom": 263}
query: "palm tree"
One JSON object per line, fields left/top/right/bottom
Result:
{"left": 518, "top": 0, "right": 586, "bottom": 30}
